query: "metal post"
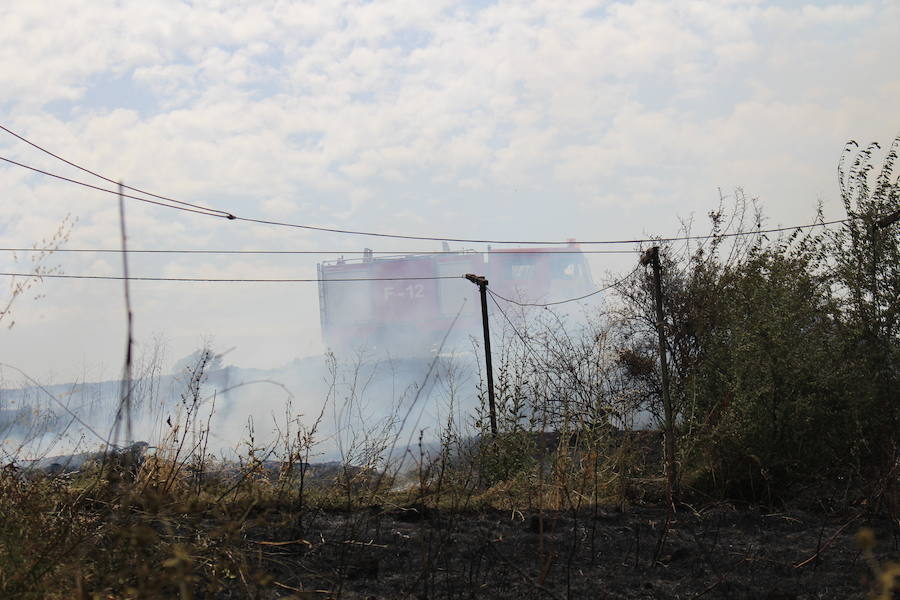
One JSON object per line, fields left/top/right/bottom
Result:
{"left": 466, "top": 274, "right": 498, "bottom": 436}
{"left": 640, "top": 246, "right": 676, "bottom": 507}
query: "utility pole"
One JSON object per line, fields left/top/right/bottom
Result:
{"left": 871, "top": 209, "right": 900, "bottom": 329}
{"left": 118, "top": 181, "right": 133, "bottom": 446}
{"left": 466, "top": 273, "right": 498, "bottom": 436}
{"left": 871, "top": 209, "right": 899, "bottom": 506}
{"left": 640, "top": 246, "right": 677, "bottom": 508}
{"left": 873, "top": 209, "right": 900, "bottom": 321}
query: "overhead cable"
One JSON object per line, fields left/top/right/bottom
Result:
{"left": 0, "top": 247, "right": 641, "bottom": 255}
{"left": 2, "top": 151, "right": 849, "bottom": 245}
{"left": 487, "top": 265, "right": 641, "bottom": 307}
{"left": 0, "top": 123, "right": 234, "bottom": 218}
{"left": 1, "top": 127, "right": 851, "bottom": 245}
{"left": 487, "top": 292, "right": 547, "bottom": 367}
{"left": 231, "top": 215, "right": 849, "bottom": 246}
{"left": 0, "top": 271, "right": 463, "bottom": 283}
{"left": 0, "top": 156, "right": 230, "bottom": 219}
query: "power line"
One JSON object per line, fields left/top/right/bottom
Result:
{"left": 0, "top": 247, "right": 640, "bottom": 255}
{"left": 487, "top": 265, "right": 641, "bottom": 307}
{"left": 233, "top": 214, "right": 850, "bottom": 246}
{"left": 1, "top": 128, "right": 852, "bottom": 245}
{"left": 0, "top": 123, "right": 234, "bottom": 218}
{"left": 0, "top": 156, "right": 230, "bottom": 219}
{"left": 483, "top": 268, "right": 642, "bottom": 375}
{"left": 487, "top": 291, "right": 548, "bottom": 368}
{"left": 0, "top": 272, "right": 463, "bottom": 283}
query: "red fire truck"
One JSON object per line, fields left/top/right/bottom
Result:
{"left": 317, "top": 243, "right": 594, "bottom": 354}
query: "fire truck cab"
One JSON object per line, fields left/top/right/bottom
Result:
{"left": 317, "top": 244, "right": 594, "bottom": 355}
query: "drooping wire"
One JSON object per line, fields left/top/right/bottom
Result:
{"left": 230, "top": 214, "right": 851, "bottom": 246}
{"left": 0, "top": 156, "right": 231, "bottom": 219}
{"left": 486, "top": 290, "right": 547, "bottom": 368}
{"left": 486, "top": 270, "right": 638, "bottom": 377}
{"left": 484, "top": 268, "right": 642, "bottom": 379}
{"left": 1, "top": 150, "right": 851, "bottom": 245}
{"left": 487, "top": 265, "right": 641, "bottom": 308}
{"left": 0, "top": 123, "right": 234, "bottom": 218}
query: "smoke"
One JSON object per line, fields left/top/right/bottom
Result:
{"left": 0, "top": 341, "right": 482, "bottom": 469}
{"left": 1, "top": 247, "right": 626, "bottom": 470}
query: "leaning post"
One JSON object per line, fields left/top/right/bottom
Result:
{"left": 465, "top": 273, "right": 498, "bottom": 436}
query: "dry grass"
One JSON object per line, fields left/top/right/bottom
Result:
{"left": 0, "top": 423, "right": 662, "bottom": 599}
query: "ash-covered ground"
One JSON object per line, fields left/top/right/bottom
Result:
{"left": 210, "top": 503, "right": 897, "bottom": 599}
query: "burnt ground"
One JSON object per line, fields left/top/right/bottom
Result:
{"left": 12, "top": 448, "right": 897, "bottom": 598}
{"left": 242, "top": 504, "right": 898, "bottom": 599}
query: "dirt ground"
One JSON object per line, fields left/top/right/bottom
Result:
{"left": 243, "top": 504, "right": 898, "bottom": 599}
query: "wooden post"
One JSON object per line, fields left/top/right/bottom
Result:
{"left": 640, "top": 246, "right": 677, "bottom": 508}
{"left": 872, "top": 209, "right": 900, "bottom": 331}
{"left": 118, "top": 181, "right": 133, "bottom": 446}
{"left": 465, "top": 273, "right": 498, "bottom": 436}
{"left": 872, "top": 210, "right": 899, "bottom": 509}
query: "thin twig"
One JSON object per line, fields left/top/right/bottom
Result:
{"left": 793, "top": 513, "right": 862, "bottom": 569}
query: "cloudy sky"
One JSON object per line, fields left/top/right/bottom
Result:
{"left": 1, "top": 0, "right": 898, "bottom": 384}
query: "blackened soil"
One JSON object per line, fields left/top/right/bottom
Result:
{"left": 252, "top": 505, "right": 898, "bottom": 599}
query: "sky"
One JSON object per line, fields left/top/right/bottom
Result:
{"left": 1, "top": 0, "right": 899, "bottom": 386}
